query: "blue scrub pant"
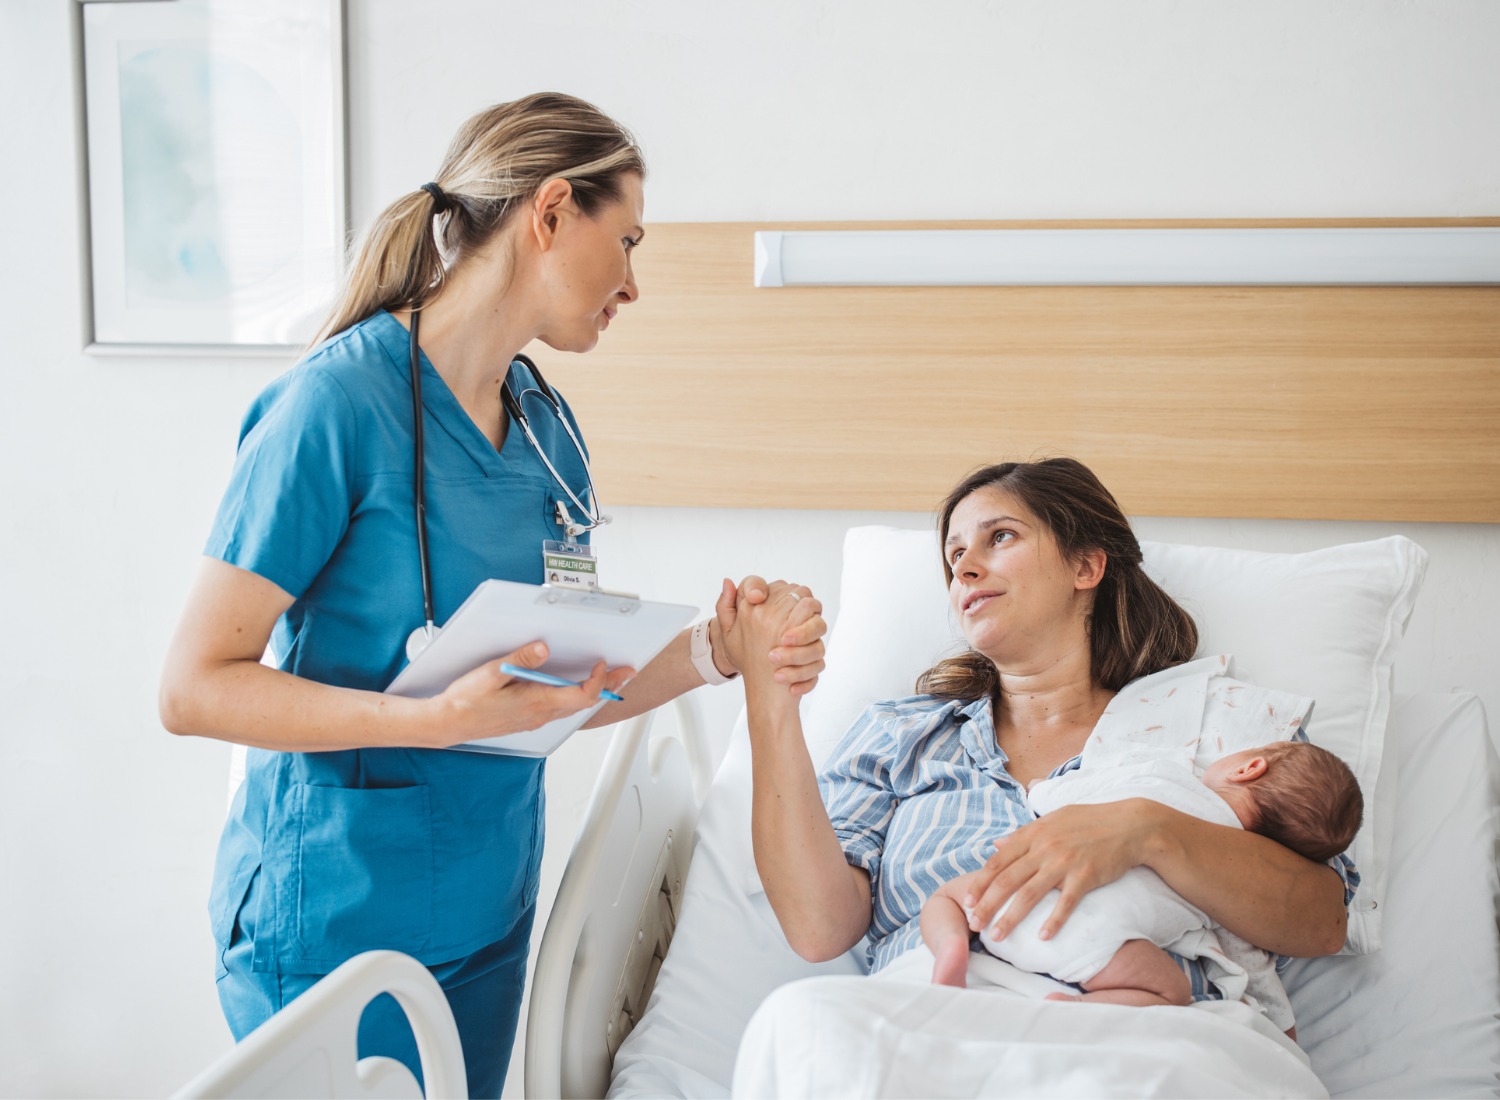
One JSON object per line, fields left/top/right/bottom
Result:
{"left": 217, "top": 879, "right": 534, "bottom": 1099}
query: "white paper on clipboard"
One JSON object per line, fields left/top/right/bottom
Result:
{"left": 385, "top": 580, "right": 698, "bottom": 757}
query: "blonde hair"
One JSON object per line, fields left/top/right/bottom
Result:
{"left": 311, "top": 92, "right": 645, "bottom": 346}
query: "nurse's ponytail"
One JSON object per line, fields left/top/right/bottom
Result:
{"left": 916, "top": 458, "right": 1199, "bottom": 705}
{"left": 311, "top": 92, "right": 645, "bottom": 347}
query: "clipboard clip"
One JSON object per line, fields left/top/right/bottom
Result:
{"left": 536, "top": 584, "right": 642, "bottom": 615}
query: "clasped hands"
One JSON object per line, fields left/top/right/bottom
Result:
{"left": 713, "top": 576, "right": 825, "bottom": 696}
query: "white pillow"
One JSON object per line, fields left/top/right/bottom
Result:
{"left": 800, "top": 527, "right": 1428, "bottom": 955}
{"left": 800, "top": 526, "right": 960, "bottom": 769}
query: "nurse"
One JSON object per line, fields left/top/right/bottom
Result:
{"left": 158, "top": 92, "right": 826, "bottom": 1097}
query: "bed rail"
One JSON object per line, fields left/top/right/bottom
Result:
{"left": 524, "top": 694, "right": 713, "bottom": 1099}
{"left": 173, "top": 950, "right": 465, "bottom": 1099}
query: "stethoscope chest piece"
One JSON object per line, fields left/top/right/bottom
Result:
{"left": 406, "top": 623, "right": 437, "bottom": 662}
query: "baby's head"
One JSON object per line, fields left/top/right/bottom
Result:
{"left": 1203, "top": 741, "right": 1363, "bottom": 863}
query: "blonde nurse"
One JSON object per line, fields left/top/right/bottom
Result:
{"left": 159, "top": 92, "right": 826, "bottom": 1096}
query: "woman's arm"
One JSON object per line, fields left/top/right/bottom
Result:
{"left": 1139, "top": 801, "right": 1346, "bottom": 956}
{"left": 966, "top": 798, "right": 1346, "bottom": 957}
{"left": 583, "top": 578, "right": 827, "bottom": 728}
{"left": 160, "top": 557, "right": 629, "bottom": 751}
{"left": 722, "top": 580, "right": 871, "bottom": 962}
{"left": 745, "top": 668, "right": 873, "bottom": 961}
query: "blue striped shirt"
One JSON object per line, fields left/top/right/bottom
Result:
{"left": 818, "top": 693, "right": 1358, "bottom": 979}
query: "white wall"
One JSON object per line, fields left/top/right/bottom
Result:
{"left": 1, "top": 1, "right": 1496, "bottom": 1096}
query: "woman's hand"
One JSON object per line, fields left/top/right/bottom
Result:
{"left": 431, "top": 641, "right": 635, "bottom": 748}
{"left": 965, "top": 798, "right": 1162, "bottom": 942}
{"left": 713, "top": 576, "right": 826, "bottom": 696}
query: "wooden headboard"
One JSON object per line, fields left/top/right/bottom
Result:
{"left": 530, "top": 218, "right": 1499, "bottom": 522}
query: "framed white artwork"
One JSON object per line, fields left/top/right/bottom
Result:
{"left": 76, "top": 0, "right": 347, "bottom": 353}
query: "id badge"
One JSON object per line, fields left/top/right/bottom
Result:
{"left": 542, "top": 539, "right": 599, "bottom": 589}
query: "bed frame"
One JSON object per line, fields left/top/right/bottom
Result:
{"left": 173, "top": 950, "right": 466, "bottom": 1099}
{"left": 523, "top": 696, "right": 714, "bottom": 1100}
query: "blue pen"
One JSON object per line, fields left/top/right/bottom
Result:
{"left": 499, "top": 662, "right": 625, "bottom": 702}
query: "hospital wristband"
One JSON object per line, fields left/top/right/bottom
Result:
{"left": 690, "top": 619, "right": 739, "bottom": 686}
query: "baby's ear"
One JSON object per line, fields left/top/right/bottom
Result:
{"left": 1230, "top": 755, "right": 1269, "bottom": 784}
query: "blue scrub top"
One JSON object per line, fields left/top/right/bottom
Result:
{"left": 205, "top": 310, "right": 592, "bottom": 974}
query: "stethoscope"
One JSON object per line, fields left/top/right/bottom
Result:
{"left": 405, "top": 308, "right": 609, "bottom": 659}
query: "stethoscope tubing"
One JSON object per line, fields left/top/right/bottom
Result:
{"left": 410, "top": 310, "right": 437, "bottom": 635}
{"left": 501, "top": 383, "right": 602, "bottom": 531}
{"left": 406, "top": 308, "right": 605, "bottom": 643}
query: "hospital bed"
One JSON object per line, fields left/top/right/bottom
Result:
{"left": 177, "top": 527, "right": 1499, "bottom": 1098}
{"left": 528, "top": 526, "right": 1500, "bottom": 1098}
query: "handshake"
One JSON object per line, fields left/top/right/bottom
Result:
{"left": 713, "top": 576, "right": 827, "bottom": 699}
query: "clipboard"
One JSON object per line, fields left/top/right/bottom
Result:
{"left": 385, "top": 581, "right": 698, "bottom": 757}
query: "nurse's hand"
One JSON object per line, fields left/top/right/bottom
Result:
{"left": 429, "top": 642, "right": 635, "bottom": 747}
{"left": 714, "top": 576, "right": 826, "bottom": 696}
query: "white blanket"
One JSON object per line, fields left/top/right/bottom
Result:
{"left": 731, "top": 947, "right": 1327, "bottom": 1099}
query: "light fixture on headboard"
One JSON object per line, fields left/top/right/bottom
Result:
{"left": 752, "top": 227, "right": 1500, "bottom": 287}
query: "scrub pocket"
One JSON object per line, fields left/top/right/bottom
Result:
{"left": 291, "top": 782, "right": 435, "bottom": 962}
{"left": 522, "top": 782, "right": 545, "bottom": 910}
{"left": 212, "top": 862, "right": 258, "bottom": 982}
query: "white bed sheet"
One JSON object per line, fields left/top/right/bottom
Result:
{"left": 607, "top": 691, "right": 1500, "bottom": 1098}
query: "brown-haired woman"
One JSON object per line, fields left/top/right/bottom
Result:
{"left": 158, "top": 93, "right": 825, "bottom": 1096}
{"left": 719, "top": 457, "right": 1350, "bottom": 1014}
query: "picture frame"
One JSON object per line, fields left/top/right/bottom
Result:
{"left": 74, "top": 0, "right": 347, "bottom": 355}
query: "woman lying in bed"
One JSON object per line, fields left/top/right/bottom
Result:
{"left": 719, "top": 457, "right": 1355, "bottom": 1025}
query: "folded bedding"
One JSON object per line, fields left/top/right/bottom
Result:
{"left": 733, "top": 948, "right": 1325, "bottom": 1099}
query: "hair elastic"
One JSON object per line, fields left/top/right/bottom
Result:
{"left": 420, "top": 182, "right": 450, "bottom": 213}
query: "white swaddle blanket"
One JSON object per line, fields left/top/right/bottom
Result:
{"left": 977, "top": 654, "right": 1313, "bottom": 1029}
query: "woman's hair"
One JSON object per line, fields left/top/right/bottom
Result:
{"left": 1246, "top": 741, "right": 1364, "bottom": 864}
{"left": 311, "top": 92, "right": 645, "bottom": 345}
{"left": 916, "top": 457, "right": 1199, "bottom": 702}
